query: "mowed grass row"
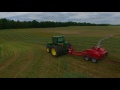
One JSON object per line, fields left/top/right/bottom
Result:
{"left": 0, "top": 26, "right": 120, "bottom": 78}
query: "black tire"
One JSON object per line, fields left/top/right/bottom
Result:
{"left": 67, "top": 43, "right": 72, "bottom": 48}
{"left": 57, "top": 46, "right": 63, "bottom": 55}
{"left": 51, "top": 46, "right": 61, "bottom": 57}
{"left": 84, "top": 55, "right": 90, "bottom": 61}
{"left": 91, "top": 58, "right": 97, "bottom": 63}
{"left": 46, "top": 46, "right": 51, "bottom": 53}
{"left": 66, "top": 43, "right": 72, "bottom": 52}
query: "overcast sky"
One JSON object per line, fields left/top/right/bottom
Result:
{"left": 0, "top": 12, "right": 120, "bottom": 24}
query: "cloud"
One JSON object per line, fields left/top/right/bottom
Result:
{"left": 0, "top": 12, "right": 120, "bottom": 24}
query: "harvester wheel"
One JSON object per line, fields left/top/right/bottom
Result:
{"left": 51, "top": 46, "right": 60, "bottom": 57}
{"left": 84, "top": 55, "right": 90, "bottom": 61}
{"left": 91, "top": 58, "right": 97, "bottom": 63}
{"left": 46, "top": 46, "right": 51, "bottom": 53}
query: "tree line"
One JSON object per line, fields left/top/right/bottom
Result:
{"left": 0, "top": 18, "right": 111, "bottom": 29}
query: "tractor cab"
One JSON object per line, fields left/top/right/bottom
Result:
{"left": 52, "top": 36, "right": 65, "bottom": 44}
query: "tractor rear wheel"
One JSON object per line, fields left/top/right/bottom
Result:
{"left": 51, "top": 46, "right": 61, "bottom": 57}
{"left": 84, "top": 55, "right": 90, "bottom": 61}
{"left": 66, "top": 43, "right": 72, "bottom": 49}
{"left": 46, "top": 46, "right": 51, "bottom": 53}
{"left": 58, "top": 46, "right": 63, "bottom": 55}
{"left": 91, "top": 58, "right": 97, "bottom": 63}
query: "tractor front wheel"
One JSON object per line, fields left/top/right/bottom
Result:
{"left": 46, "top": 46, "right": 51, "bottom": 53}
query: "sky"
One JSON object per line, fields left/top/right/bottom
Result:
{"left": 0, "top": 12, "right": 120, "bottom": 24}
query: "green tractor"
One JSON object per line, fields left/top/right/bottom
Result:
{"left": 46, "top": 36, "right": 71, "bottom": 57}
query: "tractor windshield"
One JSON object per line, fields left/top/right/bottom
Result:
{"left": 58, "top": 37, "right": 65, "bottom": 43}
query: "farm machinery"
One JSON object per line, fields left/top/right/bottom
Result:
{"left": 46, "top": 35, "right": 115, "bottom": 63}
{"left": 46, "top": 36, "right": 71, "bottom": 57}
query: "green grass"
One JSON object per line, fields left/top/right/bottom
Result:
{"left": 0, "top": 26, "right": 120, "bottom": 78}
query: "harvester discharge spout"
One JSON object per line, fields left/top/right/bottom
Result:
{"left": 97, "top": 35, "right": 114, "bottom": 48}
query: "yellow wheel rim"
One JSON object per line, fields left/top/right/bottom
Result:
{"left": 46, "top": 48, "right": 49, "bottom": 52}
{"left": 51, "top": 48, "right": 56, "bottom": 56}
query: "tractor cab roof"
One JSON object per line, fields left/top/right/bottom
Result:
{"left": 52, "top": 36, "right": 64, "bottom": 38}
